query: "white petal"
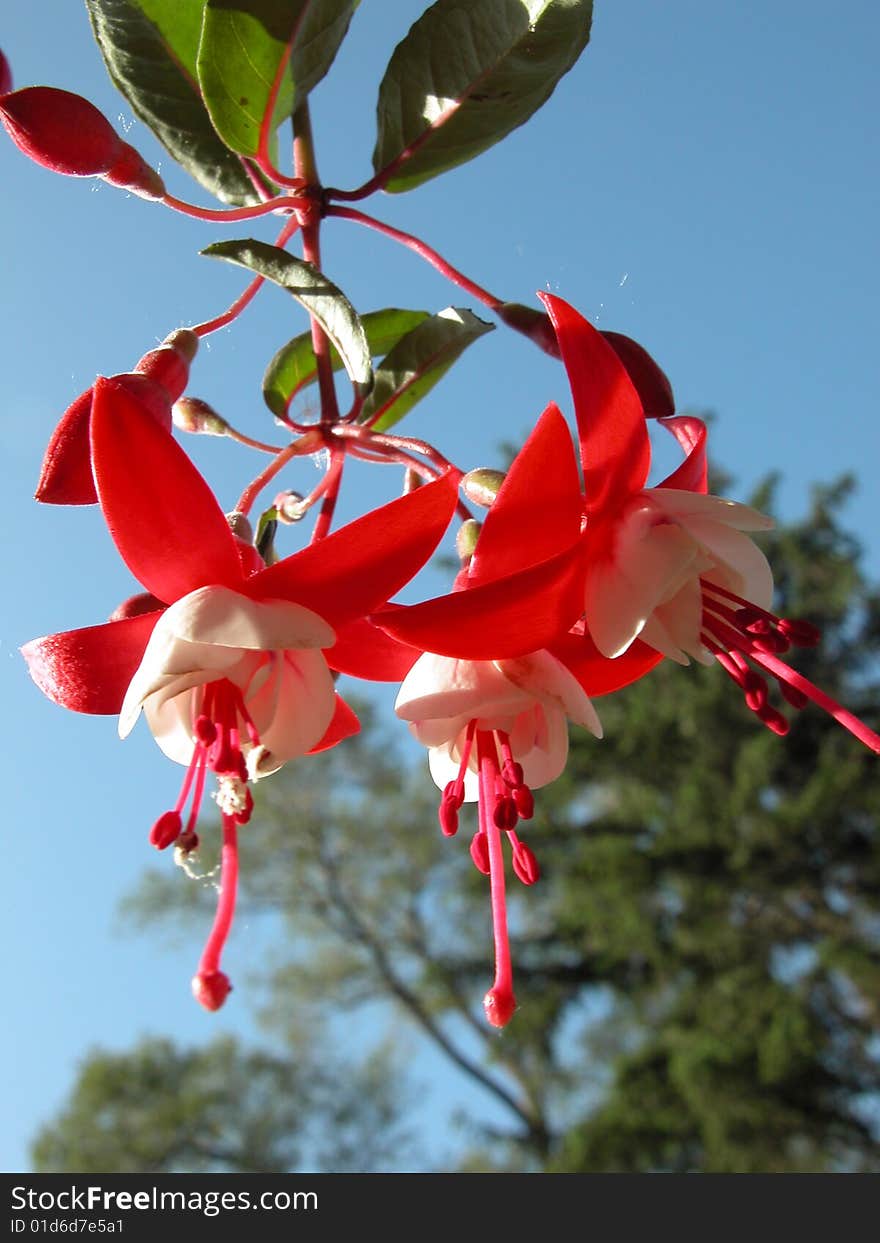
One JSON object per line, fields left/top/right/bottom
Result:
{"left": 681, "top": 518, "right": 775, "bottom": 610}
{"left": 495, "top": 650, "right": 603, "bottom": 738}
{"left": 649, "top": 488, "right": 774, "bottom": 531}
{"left": 427, "top": 742, "right": 480, "bottom": 802}
{"left": 395, "top": 653, "right": 531, "bottom": 724}
{"left": 517, "top": 705, "right": 571, "bottom": 791}
{"left": 639, "top": 613, "right": 690, "bottom": 665}
{"left": 248, "top": 649, "right": 336, "bottom": 766}
{"left": 164, "top": 586, "right": 335, "bottom": 650}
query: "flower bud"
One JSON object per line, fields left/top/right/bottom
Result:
{"left": 496, "top": 302, "right": 561, "bottom": 358}
{"left": 226, "top": 511, "right": 253, "bottom": 542}
{"left": 135, "top": 329, "right": 199, "bottom": 402}
{"left": 172, "top": 396, "right": 228, "bottom": 436}
{"left": 108, "top": 591, "right": 163, "bottom": 621}
{"left": 273, "top": 490, "right": 307, "bottom": 523}
{"left": 192, "top": 970, "right": 232, "bottom": 1012}
{"left": 455, "top": 518, "right": 481, "bottom": 563}
{"left": 0, "top": 49, "right": 13, "bottom": 96}
{"left": 0, "top": 86, "right": 123, "bottom": 176}
{"left": 600, "top": 331, "right": 675, "bottom": 420}
{"left": 461, "top": 468, "right": 506, "bottom": 508}
{"left": 101, "top": 139, "right": 165, "bottom": 201}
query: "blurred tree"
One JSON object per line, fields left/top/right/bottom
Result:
{"left": 32, "top": 1034, "right": 405, "bottom": 1174}
{"left": 35, "top": 472, "right": 880, "bottom": 1173}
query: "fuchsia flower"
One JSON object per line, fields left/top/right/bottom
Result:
{"left": 378, "top": 406, "right": 663, "bottom": 1026}
{"left": 542, "top": 293, "right": 880, "bottom": 753}
{"left": 23, "top": 378, "right": 458, "bottom": 1009}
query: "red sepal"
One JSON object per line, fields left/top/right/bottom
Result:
{"left": 373, "top": 542, "right": 586, "bottom": 661}
{"left": 90, "top": 377, "right": 243, "bottom": 603}
{"left": 469, "top": 404, "right": 582, "bottom": 587}
{"left": 657, "top": 416, "right": 708, "bottom": 494}
{"left": 21, "top": 610, "right": 162, "bottom": 715}
{"left": 540, "top": 293, "right": 651, "bottom": 516}
{"left": 325, "top": 618, "right": 421, "bottom": 681}
{"left": 549, "top": 625, "right": 662, "bottom": 697}
{"left": 307, "top": 695, "right": 360, "bottom": 753}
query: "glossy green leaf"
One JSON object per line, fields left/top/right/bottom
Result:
{"left": 84, "top": 0, "right": 258, "bottom": 205}
{"left": 361, "top": 308, "right": 494, "bottom": 433}
{"left": 203, "top": 239, "right": 372, "bottom": 393}
{"left": 198, "top": 0, "right": 357, "bottom": 157}
{"left": 263, "top": 308, "right": 430, "bottom": 416}
{"left": 373, "top": 0, "right": 593, "bottom": 193}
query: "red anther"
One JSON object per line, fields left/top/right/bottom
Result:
{"left": 0, "top": 86, "right": 123, "bottom": 175}
{"left": 438, "top": 798, "right": 459, "bottom": 837}
{"left": 743, "top": 671, "right": 768, "bottom": 713}
{"left": 752, "top": 632, "right": 791, "bottom": 656}
{"left": 191, "top": 970, "right": 232, "bottom": 1012}
{"left": 493, "top": 796, "right": 518, "bottom": 831}
{"left": 236, "top": 754, "right": 248, "bottom": 783}
{"left": 102, "top": 140, "right": 165, "bottom": 200}
{"left": 469, "top": 831, "right": 491, "bottom": 875}
{"left": 742, "top": 615, "right": 771, "bottom": 635}
{"left": 778, "top": 618, "right": 821, "bottom": 647}
{"left": 512, "top": 842, "right": 540, "bottom": 886}
{"left": 0, "top": 49, "right": 13, "bottom": 96}
{"left": 150, "top": 809, "right": 182, "bottom": 850}
{"left": 194, "top": 716, "right": 217, "bottom": 745}
{"left": 177, "top": 831, "right": 199, "bottom": 854}
{"left": 502, "top": 760, "right": 524, "bottom": 788}
{"left": 483, "top": 986, "right": 516, "bottom": 1028}
{"left": 513, "top": 785, "right": 535, "bottom": 820}
{"left": 778, "top": 682, "right": 809, "bottom": 710}
{"left": 108, "top": 591, "right": 163, "bottom": 621}
{"left": 234, "top": 788, "right": 254, "bottom": 826}
{"left": 210, "top": 740, "right": 234, "bottom": 775}
{"left": 442, "top": 779, "right": 464, "bottom": 810}
{"left": 758, "top": 705, "right": 789, "bottom": 736}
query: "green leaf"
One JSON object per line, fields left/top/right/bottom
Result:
{"left": 361, "top": 308, "right": 494, "bottom": 432}
{"left": 198, "top": 0, "right": 358, "bottom": 157}
{"left": 373, "top": 0, "right": 593, "bottom": 193}
{"left": 263, "top": 308, "right": 430, "bottom": 416}
{"left": 203, "top": 239, "right": 372, "bottom": 392}
{"left": 85, "top": 0, "right": 259, "bottom": 205}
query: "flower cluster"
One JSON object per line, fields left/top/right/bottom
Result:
{"left": 7, "top": 43, "right": 876, "bottom": 1028}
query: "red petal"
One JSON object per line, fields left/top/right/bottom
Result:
{"left": 326, "top": 618, "right": 421, "bottom": 681}
{"left": 307, "top": 694, "right": 360, "bottom": 753}
{"left": 248, "top": 471, "right": 458, "bottom": 626}
{"left": 35, "top": 387, "right": 96, "bottom": 505}
{"left": 373, "top": 542, "right": 586, "bottom": 660}
{"left": 657, "top": 416, "right": 708, "bottom": 494}
{"left": 540, "top": 294, "right": 650, "bottom": 516}
{"left": 21, "top": 610, "right": 162, "bottom": 715}
{"left": 91, "top": 376, "right": 243, "bottom": 603}
{"left": 601, "top": 331, "right": 675, "bottom": 420}
{"left": 468, "top": 404, "right": 583, "bottom": 586}
{"left": 549, "top": 626, "right": 662, "bottom": 697}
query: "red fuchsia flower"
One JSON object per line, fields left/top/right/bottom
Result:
{"left": 376, "top": 406, "right": 663, "bottom": 1026}
{"left": 22, "top": 377, "right": 459, "bottom": 1009}
{"left": 0, "top": 86, "right": 164, "bottom": 198}
{"left": 541, "top": 291, "right": 880, "bottom": 754}
{"left": 36, "top": 329, "right": 199, "bottom": 505}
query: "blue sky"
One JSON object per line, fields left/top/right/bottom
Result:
{"left": 1, "top": 0, "right": 878, "bottom": 1171}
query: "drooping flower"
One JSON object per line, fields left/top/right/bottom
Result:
{"left": 541, "top": 292, "right": 880, "bottom": 753}
{"left": 377, "top": 407, "right": 662, "bottom": 1025}
{"left": 23, "top": 377, "right": 459, "bottom": 1007}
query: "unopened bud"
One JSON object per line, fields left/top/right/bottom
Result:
{"left": 496, "top": 302, "right": 561, "bottom": 358}
{"left": 108, "top": 591, "right": 163, "bottom": 621}
{"left": 461, "top": 468, "right": 506, "bottom": 508}
{"left": 135, "top": 330, "right": 198, "bottom": 401}
{"left": 0, "top": 86, "right": 122, "bottom": 175}
{"left": 101, "top": 140, "right": 165, "bottom": 200}
{"left": 173, "top": 396, "right": 228, "bottom": 436}
{"left": 403, "top": 468, "right": 423, "bottom": 494}
{"left": 456, "top": 518, "right": 481, "bottom": 562}
{"left": 601, "top": 331, "right": 675, "bottom": 420}
{"left": 0, "top": 49, "right": 13, "bottom": 96}
{"left": 192, "top": 970, "right": 232, "bottom": 1012}
{"left": 273, "top": 490, "right": 307, "bottom": 523}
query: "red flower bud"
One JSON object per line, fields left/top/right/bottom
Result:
{"left": 0, "top": 86, "right": 123, "bottom": 176}
{"left": 601, "top": 330, "right": 675, "bottom": 420}
{"left": 192, "top": 970, "right": 232, "bottom": 1012}
{"left": 108, "top": 592, "right": 164, "bottom": 622}
{"left": 0, "top": 49, "right": 13, "bottom": 96}
{"left": 102, "top": 140, "right": 165, "bottom": 201}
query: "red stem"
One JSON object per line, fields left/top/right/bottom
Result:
{"left": 236, "top": 431, "right": 322, "bottom": 516}
{"left": 191, "top": 216, "right": 301, "bottom": 338}
{"left": 310, "top": 451, "right": 345, "bottom": 543}
{"left": 162, "top": 191, "right": 305, "bottom": 222}
{"left": 327, "top": 205, "right": 503, "bottom": 310}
